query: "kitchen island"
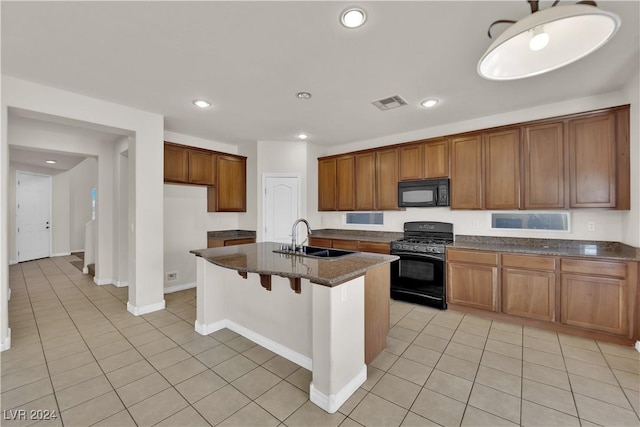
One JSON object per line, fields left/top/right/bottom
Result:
{"left": 190, "top": 242, "right": 397, "bottom": 413}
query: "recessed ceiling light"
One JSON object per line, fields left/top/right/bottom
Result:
{"left": 297, "top": 133, "right": 309, "bottom": 140}
{"left": 45, "top": 160, "right": 57, "bottom": 164}
{"left": 340, "top": 7, "right": 367, "bottom": 28}
{"left": 192, "top": 99, "right": 212, "bottom": 108}
{"left": 296, "top": 92, "right": 312, "bottom": 99}
{"left": 421, "top": 98, "right": 439, "bottom": 108}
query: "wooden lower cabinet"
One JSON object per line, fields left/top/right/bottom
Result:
{"left": 208, "top": 237, "right": 256, "bottom": 248}
{"left": 307, "top": 237, "right": 390, "bottom": 255}
{"left": 447, "top": 249, "right": 498, "bottom": 311}
{"left": 560, "top": 258, "right": 629, "bottom": 336}
{"left": 447, "top": 248, "right": 638, "bottom": 342}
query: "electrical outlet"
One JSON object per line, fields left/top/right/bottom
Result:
{"left": 472, "top": 220, "right": 480, "bottom": 228}
{"left": 587, "top": 221, "right": 596, "bottom": 232}
{"left": 166, "top": 271, "right": 178, "bottom": 281}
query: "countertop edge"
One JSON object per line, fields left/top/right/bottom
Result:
{"left": 447, "top": 242, "right": 640, "bottom": 261}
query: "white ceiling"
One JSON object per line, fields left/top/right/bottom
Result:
{"left": 2, "top": 1, "right": 639, "bottom": 146}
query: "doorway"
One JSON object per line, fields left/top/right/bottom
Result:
{"left": 262, "top": 174, "right": 301, "bottom": 243}
{"left": 16, "top": 171, "right": 51, "bottom": 262}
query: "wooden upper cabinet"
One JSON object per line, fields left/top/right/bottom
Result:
{"left": 164, "top": 144, "right": 189, "bottom": 183}
{"left": 523, "top": 122, "right": 565, "bottom": 209}
{"left": 376, "top": 148, "right": 399, "bottom": 210}
{"left": 188, "top": 150, "right": 215, "bottom": 186}
{"left": 318, "top": 158, "right": 337, "bottom": 211}
{"left": 484, "top": 129, "right": 521, "bottom": 210}
{"left": 450, "top": 134, "right": 483, "bottom": 209}
{"left": 215, "top": 155, "right": 246, "bottom": 212}
{"left": 355, "top": 152, "right": 376, "bottom": 210}
{"left": 336, "top": 156, "right": 355, "bottom": 211}
{"left": 569, "top": 113, "right": 617, "bottom": 208}
{"left": 399, "top": 143, "right": 423, "bottom": 181}
{"left": 423, "top": 139, "right": 449, "bottom": 178}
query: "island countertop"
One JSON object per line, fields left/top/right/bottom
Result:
{"left": 191, "top": 242, "right": 398, "bottom": 287}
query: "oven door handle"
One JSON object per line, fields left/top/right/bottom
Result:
{"left": 391, "top": 251, "right": 445, "bottom": 261}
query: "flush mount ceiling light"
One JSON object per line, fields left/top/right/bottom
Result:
{"left": 478, "top": 0, "right": 620, "bottom": 80}
{"left": 421, "top": 98, "right": 440, "bottom": 108}
{"left": 192, "top": 99, "right": 212, "bottom": 108}
{"left": 297, "top": 133, "right": 309, "bottom": 140}
{"left": 45, "top": 160, "right": 57, "bottom": 164}
{"left": 296, "top": 92, "right": 312, "bottom": 99}
{"left": 340, "top": 7, "right": 367, "bottom": 28}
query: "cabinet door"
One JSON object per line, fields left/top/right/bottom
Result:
{"left": 216, "top": 155, "right": 246, "bottom": 212}
{"left": 188, "top": 150, "right": 215, "bottom": 185}
{"left": 164, "top": 144, "right": 189, "bottom": 183}
{"left": 450, "top": 134, "right": 483, "bottom": 209}
{"left": 447, "top": 263, "right": 498, "bottom": 311}
{"left": 318, "top": 158, "right": 337, "bottom": 211}
{"left": 502, "top": 268, "right": 555, "bottom": 321}
{"left": 423, "top": 139, "right": 449, "bottom": 178}
{"left": 484, "top": 129, "right": 521, "bottom": 210}
{"left": 561, "top": 273, "right": 627, "bottom": 335}
{"left": 336, "top": 156, "right": 355, "bottom": 211}
{"left": 355, "top": 153, "right": 376, "bottom": 210}
{"left": 376, "top": 148, "right": 399, "bottom": 210}
{"left": 399, "top": 143, "right": 423, "bottom": 181}
{"left": 524, "top": 122, "right": 565, "bottom": 209}
{"left": 569, "top": 113, "right": 616, "bottom": 208}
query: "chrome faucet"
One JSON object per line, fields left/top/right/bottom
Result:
{"left": 291, "top": 218, "right": 312, "bottom": 252}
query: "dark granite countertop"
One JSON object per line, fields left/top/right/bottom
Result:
{"left": 310, "top": 229, "right": 404, "bottom": 244}
{"left": 207, "top": 230, "right": 256, "bottom": 241}
{"left": 191, "top": 242, "right": 398, "bottom": 287}
{"left": 449, "top": 236, "right": 640, "bottom": 261}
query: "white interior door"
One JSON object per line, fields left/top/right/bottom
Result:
{"left": 17, "top": 171, "right": 51, "bottom": 262}
{"left": 263, "top": 175, "right": 300, "bottom": 244}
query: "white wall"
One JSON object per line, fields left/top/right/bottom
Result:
{"left": 312, "top": 90, "right": 638, "bottom": 244}
{"left": 2, "top": 76, "right": 166, "bottom": 344}
{"left": 113, "top": 136, "right": 130, "bottom": 287}
{"left": 162, "top": 131, "right": 245, "bottom": 291}
{"left": 69, "top": 158, "right": 97, "bottom": 251}
{"left": 255, "top": 140, "right": 309, "bottom": 241}
{"left": 622, "top": 69, "right": 640, "bottom": 247}
{"left": 52, "top": 171, "right": 71, "bottom": 256}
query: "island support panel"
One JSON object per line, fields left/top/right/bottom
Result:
{"left": 194, "top": 258, "right": 367, "bottom": 413}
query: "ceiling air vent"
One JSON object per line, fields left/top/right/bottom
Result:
{"left": 372, "top": 95, "right": 408, "bottom": 111}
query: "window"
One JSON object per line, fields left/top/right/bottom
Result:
{"left": 490, "top": 212, "right": 570, "bottom": 231}
{"left": 345, "top": 212, "right": 384, "bottom": 226}
{"left": 91, "top": 187, "right": 97, "bottom": 220}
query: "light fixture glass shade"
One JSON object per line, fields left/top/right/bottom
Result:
{"left": 478, "top": 4, "right": 620, "bottom": 80}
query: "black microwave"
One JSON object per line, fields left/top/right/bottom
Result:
{"left": 398, "top": 179, "right": 450, "bottom": 208}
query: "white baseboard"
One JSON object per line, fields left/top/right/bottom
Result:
{"left": 195, "top": 319, "right": 312, "bottom": 370}
{"left": 635, "top": 341, "right": 640, "bottom": 353}
{"left": 71, "top": 248, "right": 84, "bottom": 253}
{"left": 164, "top": 282, "right": 196, "bottom": 294}
{"left": 51, "top": 252, "right": 71, "bottom": 258}
{"left": 310, "top": 365, "right": 366, "bottom": 414}
{"left": 127, "top": 300, "right": 166, "bottom": 316}
{"left": 83, "top": 267, "right": 89, "bottom": 274}
{"left": 9, "top": 260, "right": 17, "bottom": 265}
{"left": 1, "top": 328, "right": 12, "bottom": 352}
{"left": 113, "top": 280, "right": 129, "bottom": 288}
{"left": 93, "top": 277, "right": 113, "bottom": 286}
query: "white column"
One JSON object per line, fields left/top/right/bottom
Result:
{"left": 310, "top": 276, "right": 367, "bottom": 413}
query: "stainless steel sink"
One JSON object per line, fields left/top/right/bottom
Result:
{"left": 273, "top": 245, "right": 357, "bottom": 259}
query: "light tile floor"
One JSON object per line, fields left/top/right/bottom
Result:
{"left": 2, "top": 256, "right": 640, "bottom": 426}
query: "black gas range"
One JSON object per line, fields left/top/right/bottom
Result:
{"left": 390, "top": 222, "right": 454, "bottom": 309}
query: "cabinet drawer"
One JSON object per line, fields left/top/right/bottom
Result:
{"left": 502, "top": 254, "right": 556, "bottom": 271}
{"left": 225, "top": 238, "right": 255, "bottom": 246}
{"left": 332, "top": 239, "right": 359, "bottom": 250}
{"left": 358, "top": 241, "right": 390, "bottom": 255}
{"left": 308, "top": 237, "right": 333, "bottom": 248}
{"left": 561, "top": 259, "right": 627, "bottom": 278}
{"left": 447, "top": 249, "right": 498, "bottom": 265}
